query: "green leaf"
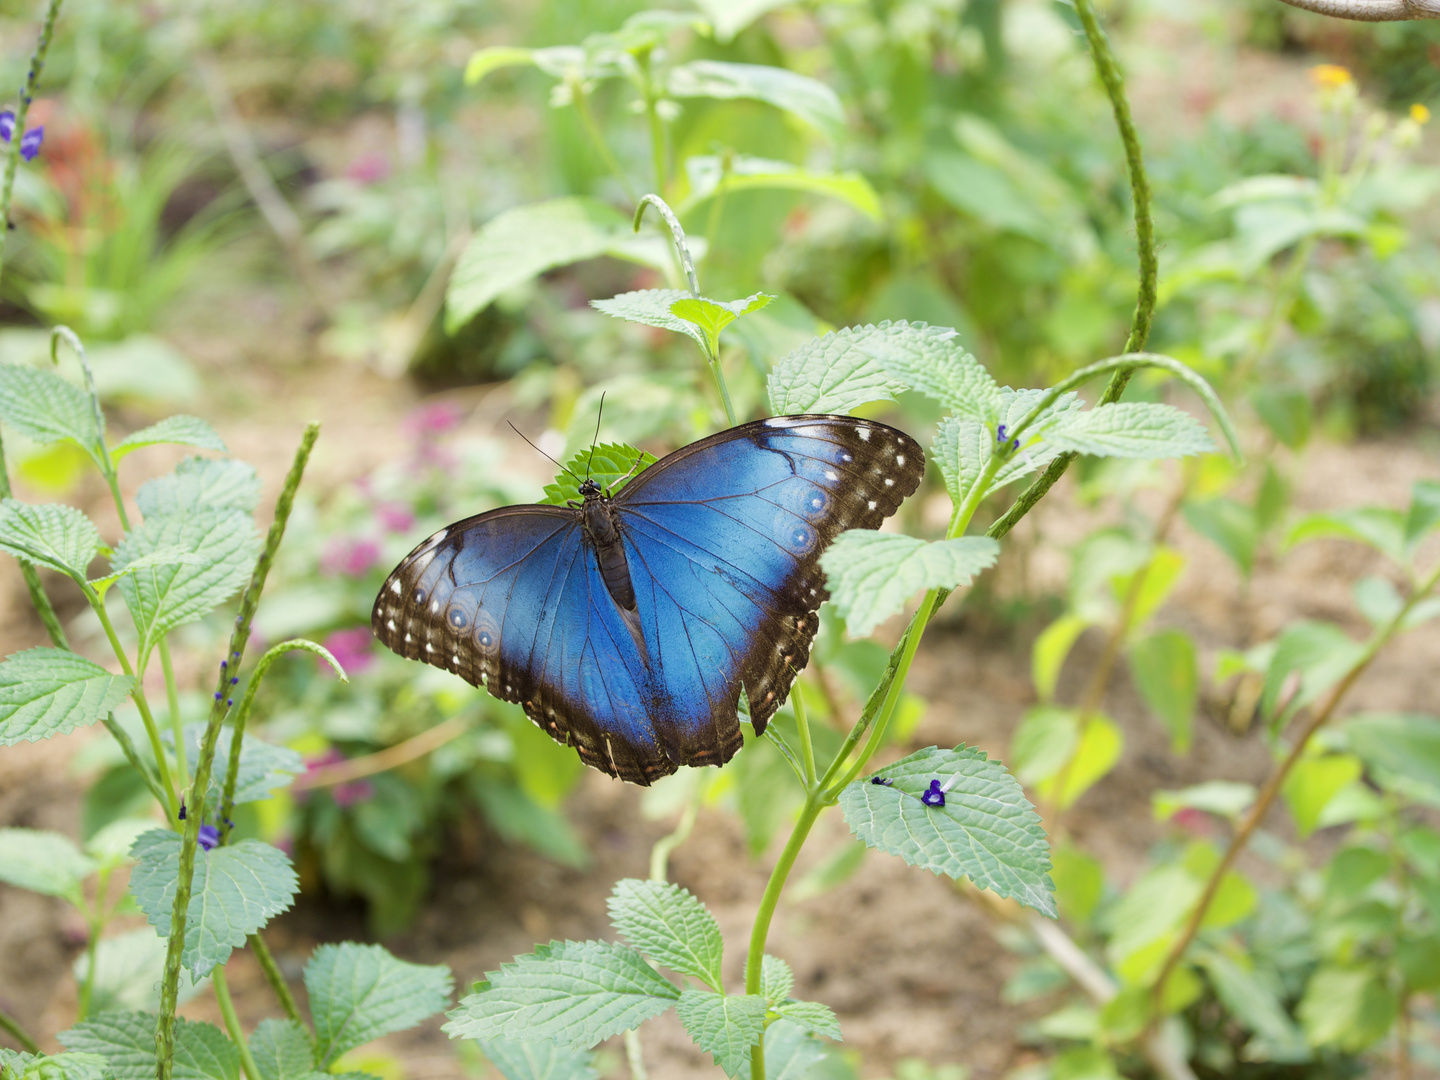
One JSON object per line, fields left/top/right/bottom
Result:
{"left": 0, "top": 827, "right": 95, "bottom": 898}
{"left": 0, "top": 1052, "right": 110, "bottom": 1080}
{"left": 113, "top": 509, "right": 261, "bottom": 659}
{"left": 1184, "top": 497, "right": 1258, "bottom": 576}
{"left": 932, "top": 404, "right": 1073, "bottom": 507}
{"left": 666, "top": 61, "right": 845, "bottom": 141}
{"left": 1043, "top": 403, "right": 1215, "bottom": 459}
{"left": 247, "top": 1020, "right": 315, "bottom": 1080}
{"left": 840, "top": 746, "right": 1054, "bottom": 916}
{"left": 1260, "top": 621, "right": 1366, "bottom": 721}
{"left": 1346, "top": 713, "right": 1440, "bottom": 795}
{"left": 1298, "top": 966, "right": 1396, "bottom": 1052}
{"left": 539, "top": 443, "right": 657, "bottom": 507}
{"left": 592, "top": 289, "right": 708, "bottom": 352}
{"left": 89, "top": 548, "right": 205, "bottom": 593}
{"left": 0, "top": 648, "right": 134, "bottom": 746}
{"left": 1032, "top": 615, "right": 1090, "bottom": 702}
{"left": 607, "top": 879, "right": 724, "bottom": 990}
{"left": 1012, "top": 710, "right": 1122, "bottom": 810}
{"left": 692, "top": 0, "right": 789, "bottom": 42}
{"left": 464, "top": 45, "right": 538, "bottom": 84}
{"left": 135, "top": 458, "right": 261, "bottom": 517}
{"left": 767, "top": 321, "right": 948, "bottom": 416}
{"left": 1249, "top": 386, "right": 1311, "bottom": 450}
{"left": 1354, "top": 576, "right": 1403, "bottom": 628}
{"left": 1128, "top": 630, "right": 1197, "bottom": 752}
{"left": 112, "top": 416, "right": 226, "bottom": 461}
{"left": 756, "top": 955, "right": 793, "bottom": 1005}
{"left": 773, "top": 1000, "right": 841, "bottom": 1042}
{"left": 669, "top": 294, "right": 773, "bottom": 358}
{"left": 468, "top": 779, "right": 589, "bottom": 869}
{"left": 757, "top": 1020, "right": 827, "bottom": 1080}
{"left": 128, "top": 830, "right": 298, "bottom": 978}
{"left": 0, "top": 499, "right": 101, "bottom": 580}
{"left": 72, "top": 929, "right": 208, "bottom": 1015}
{"left": 1404, "top": 479, "right": 1440, "bottom": 551}
{"left": 59, "top": 1011, "right": 240, "bottom": 1080}
{"left": 1152, "top": 781, "right": 1256, "bottom": 823}
{"left": 306, "top": 942, "right": 454, "bottom": 1067}
{"left": 163, "top": 723, "right": 304, "bottom": 812}
{"left": 675, "top": 992, "right": 768, "bottom": 1078}
{"left": 1286, "top": 508, "right": 1408, "bottom": 564}
{"left": 1194, "top": 950, "right": 1309, "bottom": 1062}
{"left": 680, "top": 155, "right": 881, "bottom": 220}
{"left": 1283, "top": 754, "right": 1362, "bottom": 838}
{"left": 821, "top": 533, "right": 998, "bottom": 637}
{"left": 870, "top": 335, "right": 1002, "bottom": 422}
{"left": 476, "top": 1039, "right": 598, "bottom": 1080}
{"left": 0, "top": 364, "right": 104, "bottom": 465}
{"left": 443, "top": 940, "right": 679, "bottom": 1048}
{"left": 446, "top": 198, "right": 669, "bottom": 333}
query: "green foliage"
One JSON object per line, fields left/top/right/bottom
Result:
{"left": 475, "top": 1038, "right": 599, "bottom": 1080}
{"left": 539, "top": 443, "right": 657, "bottom": 505}
{"left": 0, "top": 649, "right": 134, "bottom": 745}
{"left": 821, "top": 534, "right": 999, "bottom": 637}
{"left": 247, "top": 1020, "right": 315, "bottom": 1080}
{"left": 111, "top": 417, "right": 227, "bottom": 461}
{"left": 0, "top": 827, "right": 96, "bottom": 901}
{"left": 60, "top": 1012, "right": 240, "bottom": 1080}
{"left": 305, "top": 943, "right": 454, "bottom": 1068}
{"left": 607, "top": 879, "right": 725, "bottom": 990}
{"left": 0, "top": 499, "right": 101, "bottom": 580}
{"left": 674, "top": 991, "right": 768, "bottom": 1078}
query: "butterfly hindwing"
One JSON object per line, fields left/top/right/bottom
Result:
{"left": 372, "top": 414, "right": 926, "bottom": 785}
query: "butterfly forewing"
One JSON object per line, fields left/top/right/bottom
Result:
{"left": 372, "top": 414, "right": 925, "bottom": 785}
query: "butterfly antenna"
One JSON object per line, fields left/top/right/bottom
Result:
{"left": 585, "top": 393, "right": 606, "bottom": 482}
{"left": 506, "top": 422, "right": 577, "bottom": 480}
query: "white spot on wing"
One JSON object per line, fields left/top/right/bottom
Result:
{"left": 825, "top": 470, "right": 838, "bottom": 481}
{"left": 857, "top": 427, "right": 871, "bottom": 441}
{"left": 868, "top": 500, "right": 877, "bottom": 510}
{"left": 387, "top": 619, "right": 396, "bottom": 630}
{"left": 390, "top": 580, "right": 402, "bottom": 595}
{"left": 425, "top": 643, "right": 434, "bottom": 653}
{"left": 430, "top": 600, "right": 440, "bottom": 613}
{"left": 896, "top": 454, "right": 906, "bottom": 465}
{"left": 884, "top": 478, "right": 894, "bottom": 487}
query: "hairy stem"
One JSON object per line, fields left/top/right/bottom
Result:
{"left": 289, "top": 716, "right": 464, "bottom": 793}
{"left": 248, "top": 933, "right": 305, "bottom": 1028}
{"left": 0, "top": 0, "right": 63, "bottom": 280}
{"left": 1275, "top": 0, "right": 1440, "bottom": 20}
{"left": 155, "top": 423, "right": 319, "bottom": 1080}
{"left": 213, "top": 969, "right": 262, "bottom": 1080}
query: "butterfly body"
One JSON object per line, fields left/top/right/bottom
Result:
{"left": 373, "top": 415, "right": 924, "bottom": 785}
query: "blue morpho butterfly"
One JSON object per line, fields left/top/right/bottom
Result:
{"left": 371, "top": 415, "right": 925, "bottom": 785}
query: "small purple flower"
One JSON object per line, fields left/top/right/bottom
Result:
{"left": 996, "top": 424, "right": 1008, "bottom": 442}
{"left": 346, "top": 152, "right": 391, "bottom": 185}
{"left": 375, "top": 502, "right": 415, "bottom": 534}
{"left": 0, "top": 113, "right": 11, "bottom": 142}
{"left": 198, "top": 825, "right": 220, "bottom": 851}
{"left": 0, "top": 112, "right": 43, "bottom": 161}
{"left": 323, "top": 626, "right": 374, "bottom": 675}
{"left": 178, "top": 801, "right": 187, "bottom": 820}
{"left": 921, "top": 779, "right": 946, "bottom": 808}
{"left": 871, "top": 776, "right": 893, "bottom": 786}
{"left": 333, "top": 778, "right": 376, "bottom": 808}
{"left": 320, "top": 535, "right": 382, "bottom": 577}
{"left": 404, "top": 401, "right": 463, "bottom": 439}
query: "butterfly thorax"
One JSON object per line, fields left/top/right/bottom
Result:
{"left": 575, "top": 479, "right": 638, "bottom": 616}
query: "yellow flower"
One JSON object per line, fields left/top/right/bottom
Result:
{"left": 1311, "top": 64, "right": 1353, "bottom": 88}
{"left": 1412, "top": 103, "right": 1431, "bottom": 125}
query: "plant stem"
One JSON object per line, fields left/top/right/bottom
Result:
{"left": 289, "top": 716, "right": 466, "bottom": 792}
{"left": 791, "top": 682, "right": 816, "bottom": 788}
{"left": 212, "top": 969, "right": 261, "bottom": 1080}
{"left": 0, "top": 1005, "right": 40, "bottom": 1053}
{"left": 1231, "top": 234, "right": 1316, "bottom": 388}
{"left": 160, "top": 638, "right": 187, "bottom": 789}
{"left": 1149, "top": 558, "right": 1440, "bottom": 1009}
{"left": 0, "top": 428, "right": 69, "bottom": 648}
{"left": 0, "top": 0, "right": 63, "bottom": 282}
{"left": 636, "top": 50, "right": 668, "bottom": 195}
{"left": 247, "top": 933, "right": 305, "bottom": 1028}
{"left": 155, "top": 423, "right": 319, "bottom": 1080}
{"left": 76, "top": 867, "right": 111, "bottom": 1020}
{"left": 649, "top": 774, "right": 706, "bottom": 884}
{"left": 570, "top": 78, "right": 638, "bottom": 204}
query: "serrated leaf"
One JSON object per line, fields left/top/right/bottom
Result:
{"left": 476, "top": 1039, "right": 599, "bottom": 1080}
{"left": 306, "top": 943, "right": 454, "bottom": 1067}
{"left": 59, "top": 1011, "right": 239, "bottom": 1080}
{"left": 0, "top": 499, "right": 100, "bottom": 580}
{"left": 1, "top": 1051, "right": 110, "bottom": 1080}
{"left": 666, "top": 61, "right": 844, "bottom": 141}
{"left": 114, "top": 509, "right": 260, "bottom": 659}
{"left": 675, "top": 992, "right": 768, "bottom": 1078}
{"left": 821, "top": 533, "right": 999, "bottom": 637}
{"left": 767, "top": 322, "right": 935, "bottom": 415}
{"left": 1044, "top": 403, "right": 1215, "bottom": 459}
{"left": 757, "top": 955, "right": 793, "bottom": 1005}
{"left": 135, "top": 458, "right": 261, "bottom": 517}
{"left": 840, "top": 746, "right": 1054, "bottom": 916}
{"left": 446, "top": 198, "right": 668, "bottom": 333}
{"left": 0, "top": 827, "right": 95, "bottom": 898}
{"left": 72, "top": 929, "right": 208, "bottom": 1015}
{"left": 539, "top": 444, "right": 658, "bottom": 507}
{"left": 607, "top": 879, "right": 724, "bottom": 990}
{"left": 112, "top": 416, "right": 226, "bottom": 461}
{"left": 0, "top": 364, "right": 104, "bottom": 464}
{"left": 681, "top": 155, "right": 881, "bottom": 220}
{"left": 592, "top": 290, "right": 707, "bottom": 351}
{"left": 89, "top": 547, "right": 205, "bottom": 593}
{"left": 443, "top": 940, "right": 679, "bottom": 1048}
{"left": 773, "top": 1000, "right": 841, "bottom": 1042}
{"left": 867, "top": 332, "right": 1001, "bottom": 421}
{"left": 247, "top": 1020, "right": 313, "bottom": 1080}
{"left": 758, "top": 1020, "right": 827, "bottom": 1080}
{"left": 0, "top": 648, "right": 134, "bottom": 746}
{"left": 128, "top": 830, "right": 298, "bottom": 978}
{"left": 162, "top": 724, "right": 304, "bottom": 813}
{"left": 670, "top": 294, "right": 773, "bottom": 357}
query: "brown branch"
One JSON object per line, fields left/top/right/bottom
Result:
{"left": 290, "top": 717, "right": 468, "bottom": 791}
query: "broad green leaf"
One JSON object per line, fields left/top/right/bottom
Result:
{"left": 1104, "top": 864, "right": 1199, "bottom": 972}
{"left": 247, "top": 1020, "right": 314, "bottom": 1080}
{"left": 477, "top": 1038, "right": 599, "bottom": 1080}
{"left": 1398, "top": 934, "right": 1440, "bottom": 992}
{"left": 1032, "top": 614, "right": 1090, "bottom": 701}
{"left": 1123, "top": 547, "right": 1186, "bottom": 630}
{"left": 592, "top": 289, "right": 707, "bottom": 352}
{"left": 1346, "top": 713, "right": 1440, "bottom": 795}
{"left": 59, "top": 1011, "right": 240, "bottom": 1080}
{"left": 666, "top": 61, "right": 845, "bottom": 141}
{"left": 692, "top": 0, "right": 790, "bottom": 41}
{"left": 1404, "top": 479, "right": 1440, "bottom": 550}
{"left": 1249, "top": 386, "right": 1311, "bottom": 450}
{"left": 163, "top": 724, "right": 304, "bottom": 813}
{"left": 1260, "top": 621, "right": 1366, "bottom": 721}
{"left": 73, "top": 929, "right": 208, "bottom": 1015}
{"left": 0, "top": 648, "right": 134, "bottom": 745}
{"left": 675, "top": 992, "right": 768, "bottom": 1079}
{"left": 670, "top": 294, "right": 773, "bottom": 357}
{"left": 0, "top": 364, "right": 104, "bottom": 465}
{"left": 773, "top": 1000, "right": 841, "bottom": 1042}
{"left": 0, "top": 1052, "right": 109, "bottom": 1080}
{"left": 756, "top": 955, "right": 793, "bottom": 1005}
{"left": 464, "top": 46, "right": 538, "bottom": 84}
{"left": 129, "top": 830, "right": 298, "bottom": 978}
{"left": 1050, "top": 845, "right": 1104, "bottom": 924}
{"left": 443, "top": 940, "right": 680, "bottom": 1048}
{"left": 86, "top": 818, "right": 159, "bottom": 867}
{"left": 756, "top": 1020, "right": 826, "bottom": 1080}
{"left": 607, "top": 879, "right": 724, "bottom": 990}
{"left": 767, "top": 321, "right": 934, "bottom": 416}
{"left": 89, "top": 547, "right": 205, "bottom": 593}
{"left": 112, "top": 416, "right": 226, "bottom": 461}
{"left": 446, "top": 198, "right": 669, "bottom": 333}
{"left": 1043, "top": 403, "right": 1215, "bottom": 460}
{"left": 113, "top": 508, "right": 260, "bottom": 658}
{"left": 1012, "top": 706, "right": 1123, "bottom": 808}
{"left": 1128, "top": 630, "right": 1197, "bottom": 752}
{"left": 1194, "top": 951, "right": 1308, "bottom": 1063}
{"left": 0, "top": 499, "right": 100, "bottom": 580}
{"left": 680, "top": 155, "right": 881, "bottom": 220}
{"left": 306, "top": 943, "right": 454, "bottom": 1067}
{"left": 1283, "top": 753, "right": 1363, "bottom": 838}
{"left": 932, "top": 411, "right": 1069, "bottom": 508}
{"left": 840, "top": 745, "right": 1054, "bottom": 916}
{"left": 1041, "top": 714, "right": 1121, "bottom": 810}
{"left": 1298, "top": 966, "right": 1396, "bottom": 1052}
{"left": 871, "top": 336, "right": 1002, "bottom": 422}
{"left": 821, "top": 533, "right": 998, "bottom": 637}
{"left": 0, "top": 827, "right": 95, "bottom": 898}
{"left": 540, "top": 444, "right": 657, "bottom": 506}
{"left": 1183, "top": 497, "right": 1257, "bottom": 576}
{"left": 1353, "top": 576, "right": 1403, "bottom": 628}
{"left": 135, "top": 458, "right": 261, "bottom": 517}
{"left": 1285, "top": 508, "right": 1408, "bottom": 563}
{"left": 1152, "top": 781, "right": 1256, "bottom": 822}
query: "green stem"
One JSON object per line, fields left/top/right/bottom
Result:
{"left": 159, "top": 639, "right": 187, "bottom": 789}
{"left": 0, "top": 1005, "right": 40, "bottom": 1053}
{"left": 213, "top": 969, "right": 261, "bottom": 1080}
{"left": 637, "top": 50, "right": 668, "bottom": 195}
{"left": 77, "top": 866, "right": 111, "bottom": 1020}
{"left": 155, "top": 423, "right": 319, "bottom": 1080}
{"left": 0, "top": 0, "right": 63, "bottom": 283}
{"left": 791, "top": 681, "right": 816, "bottom": 788}
{"left": 1231, "top": 234, "right": 1316, "bottom": 388}
{"left": 649, "top": 774, "right": 706, "bottom": 884}
{"left": 247, "top": 932, "right": 306, "bottom": 1028}
{"left": 0, "top": 428, "right": 69, "bottom": 648}
{"left": 570, "top": 78, "right": 638, "bottom": 204}
{"left": 633, "top": 194, "right": 700, "bottom": 297}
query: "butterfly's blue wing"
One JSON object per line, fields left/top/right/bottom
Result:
{"left": 371, "top": 507, "right": 676, "bottom": 783}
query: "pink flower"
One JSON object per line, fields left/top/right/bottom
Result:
{"left": 321, "top": 535, "right": 382, "bottom": 577}
{"left": 404, "top": 401, "right": 463, "bottom": 439}
{"left": 346, "top": 152, "right": 391, "bottom": 184}
{"left": 324, "top": 626, "right": 374, "bottom": 676}
{"left": 375, "top": 502, "right": 415, "bottom": 534}
{"left": 333, "top": 778, "right": 375, "bottom": 807}
{"left": 1170, "top": 807, "right": 1212, "bottom": 836}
